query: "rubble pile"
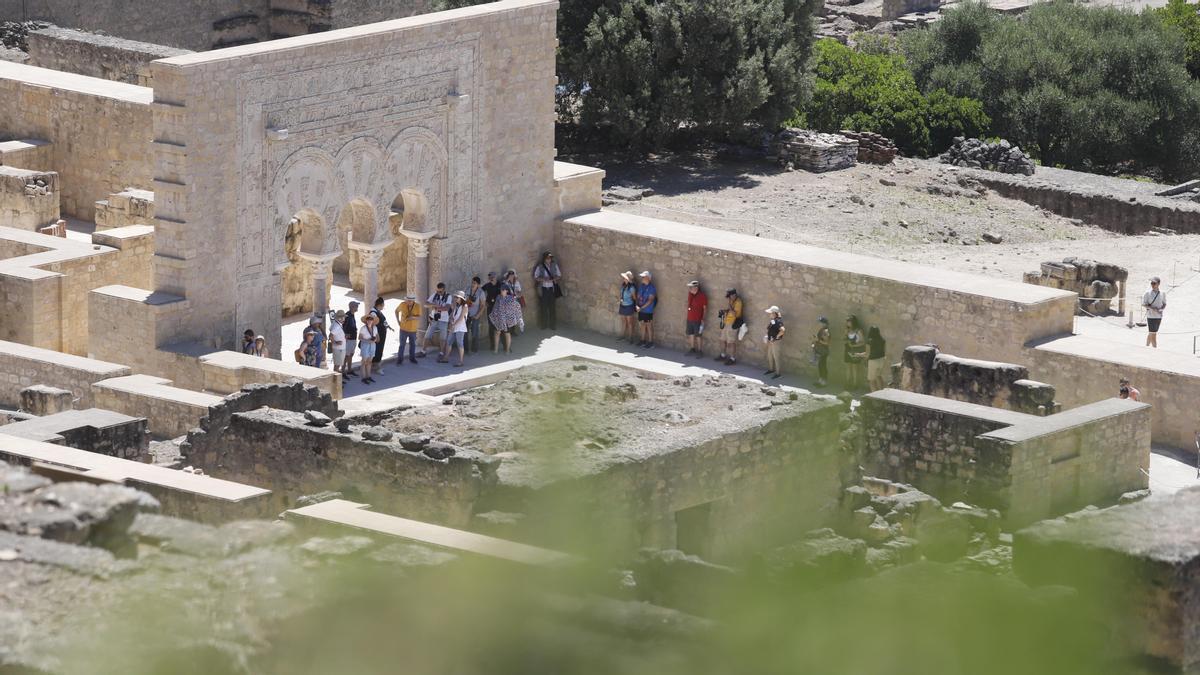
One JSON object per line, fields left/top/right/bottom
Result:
{"left": 839, "top": 129, "right": 897, "bottom": 164}
{"left": 768, "top": 129, "right": 858, "bottom": 173}
{"left": 1023, "top": 257, "right": 1128, "bottom": 316}
{"left": 939, "top": 137, "right": 1036, "bottom": 175}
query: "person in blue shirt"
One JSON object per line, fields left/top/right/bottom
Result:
{"left": 636, "top": 270, "right": 658, "bottom": 348}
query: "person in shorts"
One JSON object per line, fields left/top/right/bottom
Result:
{"left": 618, "top": 271, "right": 637, "bottom": 343}
{"left": 1143, "top": 276, "right": 1166, "bottom": 348}
{"left": 635, "top": 271, "right": 657, "bottom": 348}
{"left": 357, "top": 314, "right": 378, "bottom": 384}
{"left": 685, "top": 280, "right": 707, "bottom": 358}
{"left": 419, "top": 282, "right": 451, "bottom": 358}
{"left": 446, "top": 290, "right": 469, "bottom": 367}
{"left": 716, "top": 289, "right": 743, "bottom": 366}
{"left": 341, "top": 301, "right": 360, "bottom": 379}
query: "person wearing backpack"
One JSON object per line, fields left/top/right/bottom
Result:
{"left": 369, "top": 297, "right": 389, "bottom": 375}
{"left": 394, "top": 293, "right": 421, "bottom": 366}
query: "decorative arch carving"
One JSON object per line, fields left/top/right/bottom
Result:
{"left": 382, "top": 127, "right": 448, "bottom": 240}
{"left": 272, "top": 147, "right": 340, "bottom": 259}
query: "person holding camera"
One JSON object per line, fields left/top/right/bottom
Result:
{"left": 844, "top": 315, "right": 867, "bottom": 390}
{"left": 394, "top": 294, "right": 421, "bottom": 365}
{"left": 329, "top": 309, "right": 347, "bottom": 373}
{"left": 419, "top": 282, "right": 451, "bottom": 359}
{"left": 715, "top": 289, "right": 743, "bottom": 366}
{"left": 763, "top": 305, "right": 785, "bottom": 380}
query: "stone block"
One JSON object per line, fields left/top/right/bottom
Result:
{"left": 19, "top": 384, "right": 74, "bottom": 415}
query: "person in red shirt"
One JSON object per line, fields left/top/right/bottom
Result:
{"left": 685, "top": 280, "right": 708, "bottom": 358}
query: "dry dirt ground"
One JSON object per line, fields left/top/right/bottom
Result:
{"left": 380, "top": 360, "right": 828, "bottom": 487}
{"left": 587, "top": 152, "right": 1200, "bottom": 357}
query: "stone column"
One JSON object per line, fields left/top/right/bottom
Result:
{"left": 350, "top": 241, "right": 390, "bottom": 308}
{"left": 401, "top": 230, "right": 437, "bottom": 308}
{"left": 298, "top": 251, "right": 339, "bottom": 318}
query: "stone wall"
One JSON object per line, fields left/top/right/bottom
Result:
{"left": 861, "top": 389, "right": 1149, "bottom": 528}
{"left": 0, "top": 339, "right": 130, "bottom": 408}
{"left": 0, "top": 138, "right": 52, "bottom": 169}
{"left": 0, "top": 165, "right": 58, "bottom": 230}
{"left": 0, "top": 225, "right": 155, "bottom": 355}
{"left": 896, "top": 345, "right": 1059, "bottom": 415}
{"left": 557, "top": 211, "right": 1076, "bottom": 380}
{"left": 0, "top": 62, "right": 153, "bottom": 221}
{"left": 91, "top": 374, "right": 222, "bottom": 439}
{"left": 882, "top": 0, "right": 938, "bottom": 20}
{"left": 198, "top": 351, "right": 342, "bottom": 398}
{"left": 501, "top": 403, "right": 850, "bottom": 562}
{"left": 0, "top": 408, "right": 149, "bottom": 461}
{"left": 972, "top": 170, "right": 1200, "bottom": 236}
{"left": 860, "top": 390, "right": 1029, "bottom": 510}
{"left": 1023, "top": 257, "right": 1127, "bottom": 316}
{"left": 93, "top": 187, "right": 154, "bottom": 231}
{"left": 0, "top": 0, "right": 272, "bottom": 51}
{"left": 143, "top": 0, "right": 559, "bottom": 358}
{"left": 183, "top": 408, "right": 496, "bottom": 526}
{"left": 27, "top": 26, "right": 191, "bottom": 85}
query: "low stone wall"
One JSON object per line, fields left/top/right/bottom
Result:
{"left": 27, "top": 26, "right": 191, "bottom": 85}
{"left": 861, "top": 388, "right": 1149, "bottom": 528}
{"left": 0, "top": 339, "right": 130, "bottom": 408}
{"left": 896, "top": 345, "right": 1059, "bottom": 415}
{"left": 94, "top": 187, "right": 154, "bottom": 231}
{"left": 0, "top": 138, "right": 52, "bottom": 169}
{"left": 971, "top": 170, "right": 1200, "bottom": 235}
{"left": 1023, "top": 257, "right": 1127, "bottom": 316}
{"left": 0, "top": 408, "right": 148, "bottom": 461}
{"left": 0, "top": 165, "right": 58, "bottom": 230}
{"left": 183, "top": 409, "right": 495, "bottom": 526}
{"left": 0, "top": 61, "right": 153, "bottom": 221}
{"left": 1027, "top": 335, "right": 1200, "bottom": 450}
{"left": 980, "top": 399, "right": 1150, "bottom": 528}
{"left": 198, "top": 351, "right": 342, "bottom": 399}
{"left": 91, "top": 374, "right": 222, "bottom": 439}
{"left": 557, "top": 211, "right": 1076, "bottom": 380}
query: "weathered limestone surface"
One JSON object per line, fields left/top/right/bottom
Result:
{"left": 141, "top": 0, "right": 559, "bottom": 359}
{"left": 93, "top": 187, "right": 154, "bottom": 231}
{"left": 19, "top": 384, "right": 73, "bottom": 416}
{"left": 0, "top": 165, "right": 59, "bottom": 230}
{"left": 0, "top": 408, "right": 149, "bottom": 461}
{"left": 557, "top": 211, "right": 1076, "bottom": 378}
{"left": 896, "top": 345, "right": 1059, "bottom": 415}
{"left": 0, "top": 62, "right": 152, "bottom": 221}
{"left": 0, "top": 340, "right": 130, "bottom": 409}
{"left": 860, "top": 389, "right": 1149, "bottom": 527}
{"left": 1023, "top": 256, "right": 1127, "bottom": 316}
{"left": 91, "top": 374, "right": 222, "bottom": 439}
{"left": 27, "top": 26, "right": 192, "bottom": 85}
{"left": 1014, "top": 488, "right": 1200, "bottom": 670}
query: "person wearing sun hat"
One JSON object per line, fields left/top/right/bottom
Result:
{"left": 617, "top": 271, "right": 637, "bottom": 343}
{"left": 716, "top": 289, "right": 743, "bottom": 366}
{"left": 635, "top": 270, "right": 658, "bottom": 348}
{"left": 763, "top": 305, "right": 785, "bottom": 380}
{"left": 685, "top": 280, "right": 707, "bottom": 358}
{"left": 394, "top": 292, "right": 421, "bottom": 366}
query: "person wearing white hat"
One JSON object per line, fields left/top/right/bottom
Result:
{"left": 394, "top": 293, "right": 421, "bottom": 365}
{"left": 1142, "top": 276, "right": 1166, "bottom": 348}
{"left": 445, "top": 290, "right": 470, "bottom": 367}
{"left": 618, "top": 271, "right": 637, "bottom": 343}
{"left": 763, "top": 306, "right": 785, "bottom": 380}
{"left": 329, "top": 309, "right": 347, "bottom": 373}
{"left": 635, "top": 271, "right": 658, "bottom": 348}
{"left": 685, "top": 280, "right": 707, "bottom": 358}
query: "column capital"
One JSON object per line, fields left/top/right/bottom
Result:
{"left": 349, "top": 241, "right": 389, "bottom": 269}
{"left": 401, "top": 229, "right": 436, "bottom": 258}
{"left": 297, "top": 251, "right": 340, "bottom": 278}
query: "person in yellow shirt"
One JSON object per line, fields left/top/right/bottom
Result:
{"left": 394, "top": 293, "right": 422, "bottom": 365}
{"left": 716, "top": 288, "right": 744, "bottom": 366}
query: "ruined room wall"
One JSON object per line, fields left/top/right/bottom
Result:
{"left": 973, "top": 171, "right": 1200, "bottom": 235}
{"left": 92, "top": 376, "right": 222, "bottom": 439}
{"left": 859, "top": 390, "right": 1029, "bottom": 509}
{"left": 979, "top": 399, "right": 1151, "bottom": 528}
{"left": 144, "top": 0, "right": 558, "bottom": 357}
{"left": 183, "top": 409, "right": 494, "bottom": 525}
{"left": 557, "top": 211, "right": 1077, "bottom": 380}
{"left": 0, "top": 339, "right": 130, "bottom": 408}
{"left": 0, "top": 0, "right": 271, "bottom": 51}
{"left": 94, "top": 188, "right": 155, "bottom": 231}
{"left": 0, "top": 62, "right": 153, "bottom": 222}
{"left": 500, "top": 404, "right": 849, "bottom": 563}
{"left": 27, "top": 26, "right": 192, "bottom": 85}
{"left": 0, "top": 166, "right": 59, "bottom": 230}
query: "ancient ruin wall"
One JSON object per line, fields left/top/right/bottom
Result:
{"left": 0, "top": 62, "right": 153, "bottom": 221}
{"left": 144, "top": 0, "right": 558, "bottom": 355}
{"left": 0, "top": 340, "right": 130, "bottom": 409}
{"left": 557, "top": 211, "right": 1076, "bottom": 378}
{"left": 27, "top": 27, "right": 191, "bottom": 85}
{"left": 972, "top": 171, "right": 1200, "bottom": 235}
{"left": 0, "top": 0, "right": 272, "bottom": 51}
{"left": 184, "top": 409, "right": 494, "bottom": 526}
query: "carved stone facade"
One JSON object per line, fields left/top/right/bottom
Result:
{"left": 129, "top": 0, "right": 558, "bottom": 356}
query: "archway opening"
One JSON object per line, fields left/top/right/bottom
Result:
{"left": 280, "top": 208, "right": 324, "bottom": 318}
